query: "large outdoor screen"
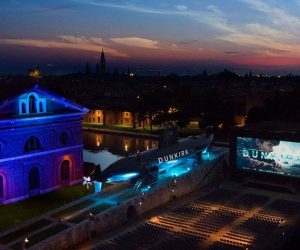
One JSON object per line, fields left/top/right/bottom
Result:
{"left": 236, "top": 137, "right": 300, "bottom": 177}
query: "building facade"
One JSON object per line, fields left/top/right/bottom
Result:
{"left": 83, "top": 109, "right": 150, "bottom": 128}
{"left": 84, "top": 110, "right": 134, "bottom": 126}
{"left": 0, "top": 84, "right": 88, "bottom": 204}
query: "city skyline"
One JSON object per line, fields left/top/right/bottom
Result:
{"left": 1, "top": 0, "right": 300, "bottom": 75}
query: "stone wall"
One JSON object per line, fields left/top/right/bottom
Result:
{"left": 0, "top": 119, "right": 84, "bottom": 204}
{"left": 31, "top": 147, "right": 229, "bottom": 250}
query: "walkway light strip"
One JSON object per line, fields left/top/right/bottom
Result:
{"left": 0, "top": 144, "right": 83, "bottom": 163}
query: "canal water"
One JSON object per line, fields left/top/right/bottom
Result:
{"left": 83, "top": 131, "right": 158, "bottom": 171}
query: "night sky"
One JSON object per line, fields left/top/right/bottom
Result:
{"left": 1, "top": 0, "right": 300, "bottom": 75}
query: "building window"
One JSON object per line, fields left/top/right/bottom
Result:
{"left": 19, "top": 93, "right": 46, "bottom": 115}
{"left": 22, "top": 103, "right": 26, "bottom": 114}
{"left": 60, "top": 132, "right": 69, "bottom": 146}
{"left": 0, "top": 175, "right": 3, "bottom": 198}
{"left": 25, "top": 136, "right": 41, "bottom": 152}
{"left": 97, "top": 117, "right": 101, "bottom": 123}
{"left": 61, "top": 160, "right": 70, "bottom": 182}
{"left": 39, "top": 102, "right": 43, "bottom": 112}
{"left": 29, "top": 167, "right": 40, "bottom": 191}
{"left": 93, "top": 118, "right": 95, "bottom": 122}
{"left": 29, "top": 95, "right": 37, "bottom": 113}
{"left": 98, "top": 110, "right": 100, "bottom": 115}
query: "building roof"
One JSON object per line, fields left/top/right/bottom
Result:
{"left": 81, "top": 97, "right": 136, "bottom": 112}
{"left": 0, "top": 80, "right": 89, "bottom": 114}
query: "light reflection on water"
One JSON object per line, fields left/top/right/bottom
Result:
{"left": 83, "top": 131, "right": 158, "bottom": 171}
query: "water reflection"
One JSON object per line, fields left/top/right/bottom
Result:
{"left": 83, "top": 131, "right": 158, "bottom": 170}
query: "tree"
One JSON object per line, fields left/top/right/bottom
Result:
{"left": 152, "top": 112, "right": 171, "bottom": 128}
{"left": 246, "top": 106, "right": 264, "bottom": 124}
{"left": 173, "top": 111, "right": 190, "bottom": 133}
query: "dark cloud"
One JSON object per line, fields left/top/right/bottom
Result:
{"left": 176, "top": 40, "right": 198, "bottom": 45}
{"left": 267, "top": 49, "right": 288, "bottom": 54}
{"left": 225, "top": 51, "right": 239, "bottom": 54}
{"left": 43, "top": 4, "right": 77, "bottom": 12}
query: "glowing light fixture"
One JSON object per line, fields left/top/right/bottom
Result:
{"left": 107, "top": 172, "right": 139, "bottom": 183}
{"left": 166, "top": 160, "right": 179, "bottom": 164}
{"left": 94, "top": 181, "right": 102, "bottom": 193}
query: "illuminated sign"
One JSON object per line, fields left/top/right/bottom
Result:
{"left": 236, "top": 137, "right": 300, "bottom": 177}
{"left": 158, "top": 149, "right": 189, "bottom": 164}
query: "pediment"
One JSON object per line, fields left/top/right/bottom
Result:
{"left": 0, "top": 85, "right": 88, "bottom": 119}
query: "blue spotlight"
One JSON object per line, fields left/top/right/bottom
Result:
{"left": 107, "top": 172, "right": 140, "bottom": 183}
{"left": 94, "top": 181, "right": 102, "bottom": 193}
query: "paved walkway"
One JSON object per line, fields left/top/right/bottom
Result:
{"left": 0, "top": 183, "right": 129, "bottom": 250}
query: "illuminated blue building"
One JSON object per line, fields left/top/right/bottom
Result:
{"left": 0, "top": 84, "right": 88, "bottom": 204}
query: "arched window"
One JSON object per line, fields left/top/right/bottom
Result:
{"left": 60, "top": 132, "right": 69, "bottom": 146}
{"left": 0, "top": 175, "right": 3, "bottom": 198}
{"left": 39, "top": 102, "right": 43, "bottom": 112}
{"left": 29, "top": 95, "right": 37, "bottom": 113}
{"left": 29, "top": 167, "right": 40, "bottom": 191}
{"left": 25, "top": 136, "right": 41, "bottom": 152}
{"left": 60, "top": 160, "right": 70, "bottom": 182}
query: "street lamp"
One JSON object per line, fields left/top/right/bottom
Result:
{"left": 22, "top": 236, "right": 29, "bottom": 250}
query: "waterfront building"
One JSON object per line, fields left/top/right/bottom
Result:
{"left": 83, "top": 109, "right": 150, "bottom": 128}
{"left": 0, "top": 83, "right": 88, "bottom": 204}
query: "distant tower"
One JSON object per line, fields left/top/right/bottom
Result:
{"left": 28, "top": 65, "right": 42, "bottom": 80}
{"left": 100, "top": 49, "right": 106, "bottom": 75}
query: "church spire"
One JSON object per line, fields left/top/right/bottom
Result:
{"left": 100, "top": 49, "right": 106, "bottom": 76}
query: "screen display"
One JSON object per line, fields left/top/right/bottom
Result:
{"left": 236, "top": 137, "right": 300, "bottom": 177}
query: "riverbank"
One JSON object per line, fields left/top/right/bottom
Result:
{"left": 82, "top": 124, "right": 231, "bottom": 145}
{"left": 82, "top": 124, "right": 159, "bottom": 139}
{"left": 82, "top": 122, "right": 205, "bottom": 138}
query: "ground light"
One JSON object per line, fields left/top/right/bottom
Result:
{"left": 202, "top": 151, "right": 210, "bottom": 161}
{"left": 107, "top": 172, "right": 140, "bottom": 182}
{"left": 140, "top": 185, "right": 151, "bottom": 193}
{"left": 23, "top": 236, "right": 29, "bottom": 250}
{"left": 94, "top": 181, "right": 102, "bottom": 193}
